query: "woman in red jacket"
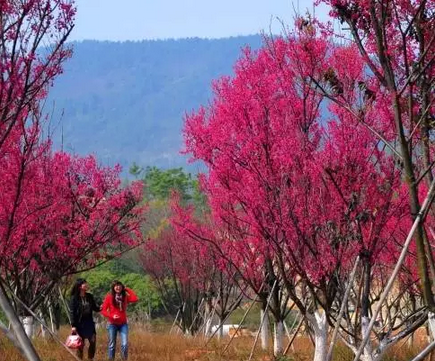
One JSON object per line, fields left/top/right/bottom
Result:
{"left": 101, "top": 280, "right": 138, "bottom": 360}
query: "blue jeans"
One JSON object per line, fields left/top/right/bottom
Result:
{"left": 107, "top": 323, "right": 128, "bottom": 360}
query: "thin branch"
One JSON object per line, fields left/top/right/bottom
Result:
{"left": 352, "top": 178, "right": 435, "bottom": 361}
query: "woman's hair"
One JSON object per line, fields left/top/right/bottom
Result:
{"left": 70, "top": 278, "right": 87, "bottom": 299}
{"left": 111, "top": 280, "right": 126, "bottom": 308}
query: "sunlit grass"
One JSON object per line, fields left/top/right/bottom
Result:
{"left": 0, "top": 326, "right": 430, "bottom": 361}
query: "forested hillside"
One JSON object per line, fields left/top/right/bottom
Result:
{"left": 48, "top": 36, "right": 263, "bottom": 172}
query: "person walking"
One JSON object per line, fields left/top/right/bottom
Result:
{"left": 69, "top": 278, "right": 100, "bottom": 360}
{"left": 101, "top": 280, "right": 138, "bottom": 360}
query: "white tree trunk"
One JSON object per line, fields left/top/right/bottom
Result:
{"left": 40, "top": 323, "right": 46, "bottom": 338}
{"left": 21, "top": 316, "right": 34, "bottom": 339}
{"left": 428, "top": 312, "right": 435, "bottom": 340}
{"left": 48, "top": 305, "right": 55, "bottom": 334}
{"left": 38, "top": 311, "right": 46, "bottom": 338}
{"left": 273, "top": 320, "right": 284, "bottom": 356}
{"left": 0, "top": 284, "right": 41, "bottom": 361}
{"left": 260, "top": 308, "right": 269, "bottom": 350}
{"left": 307, "top": 311, "right": 328, "bottom": 361}
{"left": 204, "top": 299, "right": 215, "bottom": 337}
{"left": 361, "top": 316, "right": 375, "bottom": 361}
{"left": 218, "top": 324, "right": 224, "bottom": 339}
{"left": 0, "top": 320, "right": 25, "bottom": 355}
{"left": 204, "top": 317, "right": 213, "bottom": 337}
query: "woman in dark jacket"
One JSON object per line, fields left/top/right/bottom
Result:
{"left": 69, "top": 278, "right": 100, "bottom": 360}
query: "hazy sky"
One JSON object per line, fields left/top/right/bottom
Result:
{"left": 71, "top": 0, "right": 331, "bottom": 41}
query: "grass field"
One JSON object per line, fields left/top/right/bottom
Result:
{"left": 0, "top": 326, "right": 429, "bottom": 361}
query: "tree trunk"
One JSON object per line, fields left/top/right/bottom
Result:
{"left": 217, "top": 316, "right": 224, "bottom": 339}
{"left": 204, "top": 298, "right": 213, "bottom": 336}
{"left": 260, "top": 308, "right": 269, "bottom": 350}
{"left": 408, "top": 294, "right": 417, "bottom": 348}
{"left": 218, "top": 324, "right": 224, "bottom": 339}
{"left": 273, "top": 320, "right": 284, "bottom": 356}
{"left": 204, "top": 317, "right": 213, "bottom": 337}
{"left": 38, "top": 311, "right": 46, "bottom": 338}
{"left": 427, "top": 313, "right": 435, "bottom": 361}
{"left": 48, "top": 305, "right": 55, "bottom": 334}
{"left": 363, "top": 10, "right": 435, "bottom": 312}
{"left": 428, "top": 312, "right": 435, "bottom": 339}
{"left": 361, "top": 316, "right": 375, "bottom": 361}
{"left": 20, "top": 316, "right": 34, "bottom": 338}
{"left": 0, "top": 284, "right": 41, "bottom": 361}
{"left": 360, "top": 256, "right": 376, "bottom": 361}
{"left": 391, "top": 91, "right": 434, "bottom": 312}
{"left": 20, "top": 316, "right": 34, "bottom": 339}
{"left": 310, "top": 311, "right": 328, "bottom": 361}
{"left": 0, "top": 320, "right": 26, "bottom": 355}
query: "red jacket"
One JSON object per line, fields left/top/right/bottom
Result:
{"left": 101, "top": 287, "right": 138, "bottom": 325}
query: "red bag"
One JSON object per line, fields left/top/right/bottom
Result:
{"left": 65, "top": 333, "right": 83, "bottom": 349}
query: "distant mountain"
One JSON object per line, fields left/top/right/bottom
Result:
{"left": 47, "top": 36, "right": 263, "bottom": 173}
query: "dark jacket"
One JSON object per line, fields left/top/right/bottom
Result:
{"left": 69, "top": 293, "right": 100, "bottom": 328}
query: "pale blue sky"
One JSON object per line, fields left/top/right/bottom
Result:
{"left": 71, "top": 0, "right": 330, "bottom": 41}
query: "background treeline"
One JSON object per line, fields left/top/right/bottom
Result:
{"left": 48, "top": 36, "right": 262, "bottom": 171}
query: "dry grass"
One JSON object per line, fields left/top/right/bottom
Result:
{"left": 0, "top": 326, "right": 430, "bottom": 361}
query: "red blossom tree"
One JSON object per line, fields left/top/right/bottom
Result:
{"left": 182, "top": 35, "right": 327, "bottom": 356}
{"left": 0, "top": 2, "right": 75, "bottom": 360}
{"left": 169, "top": 197, "right": 247, "bottom": 339}
{"left": 315, "top": 0, "right": 435, "bottom": 317}
{"left": 0, "top": 149, "right": 145, "bottom": 321}
{"left": 139, "top": 224, "right": 215, "bottom": 335}
{"left": 181, "top": 28, "right": 423, "bottom": 359}
{"left": 0, "top": 0, "right": 75, "bottom": 154}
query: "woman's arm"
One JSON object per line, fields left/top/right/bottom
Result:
{"left": 125, "top": 287, "right": 139, "bottom": 303}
